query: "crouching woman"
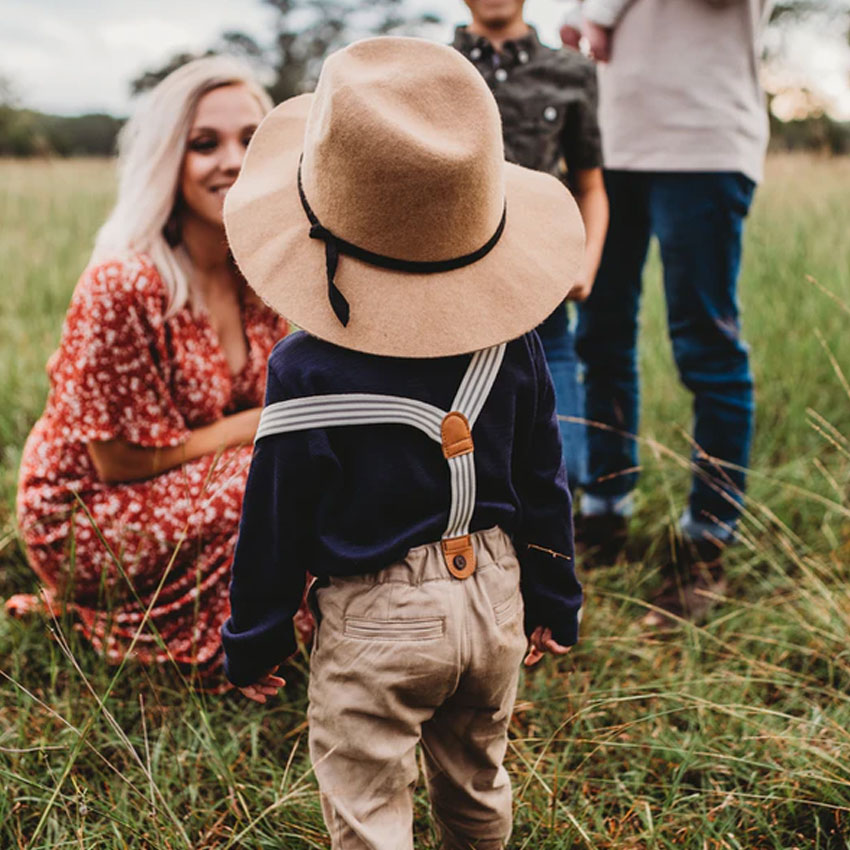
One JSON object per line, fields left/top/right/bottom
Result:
{"left": 14, "top": 57, "right": 288, "bottom": 684}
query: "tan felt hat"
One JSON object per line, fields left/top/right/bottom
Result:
{"left": 224, "top": 36, "right": 585, "bottom": 358}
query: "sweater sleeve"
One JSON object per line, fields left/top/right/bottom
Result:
{"left": 220, "top": 361, "right": 315, "bottom": 687}
{"left": 559, "top": 0, "right": 584, "bottom": 30}
{"left": 582, "top": 0, "right": 636, "bottom": 27}
{"left": 514, "top": 333, "right": 583, "bottom": 647}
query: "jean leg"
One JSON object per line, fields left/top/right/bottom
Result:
{"left": 538, "top": 304, "right": 587, "bottom": 489}
{"left": 576, "top": 170, "right": 652, "bottom": 504}
{"left": 650, "top": 172, "right": 756, "bottom": 540}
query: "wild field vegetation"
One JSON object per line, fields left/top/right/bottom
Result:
{"left": 0, "top": 155, "right": 849, "bottom": 848}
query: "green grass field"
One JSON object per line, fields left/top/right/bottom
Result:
{"left": 1, "top": 155, "right": 849, "bottom": 848}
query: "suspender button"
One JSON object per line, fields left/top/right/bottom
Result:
{"left": 453, "top": 554, "right": 467, "bottom": 570}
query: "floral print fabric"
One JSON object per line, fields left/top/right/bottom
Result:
{"left": 16, "top": 255, "right": 288, "bottom": 681}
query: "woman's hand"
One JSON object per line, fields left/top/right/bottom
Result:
{"left": 238, "top": 670, "right": 286, "bottom": 703}
{"left": 87, "top": 406, "right": 263, "bottom": 483}
{"left": 221, "top": 406, "right": 262, "bottom": 447}
{"left": 523, "top": 626, "right": 573, "bottom": 667}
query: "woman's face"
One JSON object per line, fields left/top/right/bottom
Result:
{"left": 180, "top": 84, "right": 265, "bottom": 230}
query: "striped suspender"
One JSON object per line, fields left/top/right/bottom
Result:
{"left": 255, "top": 343, "right": 507, "bottom": 579}
{"left": 439, "top": 344, "right": 506, "bottom": 577}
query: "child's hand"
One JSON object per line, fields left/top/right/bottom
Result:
{"left": 238, "top": 669, "right": 286, "bottom": 703}
{"left": 524, "top": 626, "right": 572, "bottom": 667}
{"left": 566, "top": 277, "right": 593, "bottom": 302}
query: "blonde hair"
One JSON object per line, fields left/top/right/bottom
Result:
{"left": 91, "top": 56, "right": 273, "bottom": 316}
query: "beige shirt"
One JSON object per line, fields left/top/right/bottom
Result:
{"left": 588, "top": 0, "right": 774, "bottom": 183}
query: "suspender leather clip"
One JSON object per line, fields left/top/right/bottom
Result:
{"left": 441, "top": 412, "right": 474, "bottom": 459}
{"left": 442, "top": 534, "right": 476, "bottom": 579}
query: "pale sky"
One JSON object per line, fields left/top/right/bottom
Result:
{"left": 2, "top": 0, "right": 850, "bottom": 120}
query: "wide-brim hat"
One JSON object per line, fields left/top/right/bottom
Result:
{"left": 224, "top": 36, "right": 584, "bottom": 358}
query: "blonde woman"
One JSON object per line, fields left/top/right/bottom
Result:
{"left": 14, "top": 57, "right": 289, "bottom": 684}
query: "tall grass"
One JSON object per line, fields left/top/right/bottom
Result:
{"left": 1, "top": 155, "right": 849, "bottom": 848}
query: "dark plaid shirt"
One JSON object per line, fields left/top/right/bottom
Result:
{"left": 453, "top": 26, "right": 603, "bottom": 186}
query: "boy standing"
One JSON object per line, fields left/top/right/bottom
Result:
{"left": 221, "top": 37, "right": 584, "bottom": 850}
{"left": 454, "top": 0, "right": 608, "bottom": 490}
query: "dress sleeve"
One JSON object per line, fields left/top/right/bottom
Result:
{"left": 47, "top": 258, "right": 191, "bottom": 447}
{"left": 514, "top": 332, "right": 583, "bottom": 647}
{"left": 582, "top": 0, "right": 636, "bottom": 28}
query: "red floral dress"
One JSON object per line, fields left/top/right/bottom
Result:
{"left": 16, "top": 255, "right": 288, "bottom": 681}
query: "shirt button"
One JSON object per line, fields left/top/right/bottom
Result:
{"left": 470, "top": 47, "right": 482, "bottom": 60}
{"left": 494, "top": 68, "right": 508, "bottom": 82}
{"left": 453, "top": 554, "right": 467, "bottom": 570}
{"left": 543, "top": 106, "right": 558, "bottom": 122}
{"left": 518, "top": 50, "right": 529, "bottom": 63}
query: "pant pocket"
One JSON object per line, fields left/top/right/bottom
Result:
{"left": 492, "top": 590, "right": 522, "bottom": 626}
{"left": 343, "top": 616, "right": 445, "bottom": 641}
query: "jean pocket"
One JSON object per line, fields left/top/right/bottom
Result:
{"left": 493, "top": 591, "right": 522, "bottom": 626}
{"left": 343, "top": 616, "right": 445, "bottom": 641}
{"left": 718, "top": 171, "right": 756, "bottom": 217}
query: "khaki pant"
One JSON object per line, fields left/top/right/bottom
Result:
{"left": 308, "top": 526, "right": 528, "bottom": 850}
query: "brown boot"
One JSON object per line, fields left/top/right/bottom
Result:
{"left": 643, "top": 539, "right": 727, "bottom": 627}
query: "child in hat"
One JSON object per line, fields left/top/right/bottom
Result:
{"left": 221, "top": 36, "right": 584, "bottom": 850}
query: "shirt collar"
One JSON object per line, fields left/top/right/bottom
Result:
{"left": 453, "top": 25, "right": 541, "bottom": 66}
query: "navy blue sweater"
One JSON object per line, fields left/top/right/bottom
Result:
{"left": 221, "top": 330, "right": 582, "bottom": 687}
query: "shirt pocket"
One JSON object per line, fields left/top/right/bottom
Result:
{"left": 343, "top": 616, "right": 446, "bottom": 641}
{"left": 519, "top": 97, "right": 562, "bottom": 128}
{"left": 507, "top": 97, "right": 565, "bottom": 173}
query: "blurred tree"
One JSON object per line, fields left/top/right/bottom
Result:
{"left": 764, "top": 0, "right": 850, "bottom": 133}
{"left": 771, "top": 0, "right": 850, "bottom": 24}
{"left": 0, "top": 74, "right": 18, "bottom": 139}
{"left": 1, "top": 73, "right": 124, "bottom": 156}
{"left": 131, "top": 51, "right": 218, "bottom": 95}
{"left": 131, "top": 0, "right": 441, "bottom": 101}
{"left": 0, "top": 76, "right": 44, "bottom": 156}
{"left": 42, "top": 113, "right": 124, "bottom": 156}
{"left": 0, "top": 74, "right": 15, "bottom": 107}
{"left": 768, "top": 0, "right": 850, "bottom": 45}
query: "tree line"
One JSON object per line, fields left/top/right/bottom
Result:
{"left": 0, "top": 105, "right": 123, "bottom": 157}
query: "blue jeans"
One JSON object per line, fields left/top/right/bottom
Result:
{"left": 576, "top": 171, "right": 756, "bottom": 542}
{"left": 538, "top": 303, "right": 587, "bottom": 490}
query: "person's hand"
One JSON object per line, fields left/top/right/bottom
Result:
{"left": 583, "top": 19, "right": 613, "bottom": 62}
{"left": 226, "top": 407, "right": 262, "bottom": 447}
{"left": 560, "top": 24, "right": 582, "bottom": 50}
{"left": 238, "top": 669, "right": 286, "bottom": 703}
{"left": 566, "top": 278, "right": 593, "bottom": 302}
{"left": 524, "top": 626, "right": 573, "bottom": 667}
